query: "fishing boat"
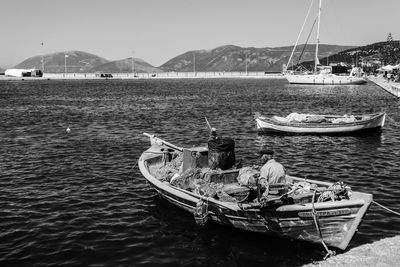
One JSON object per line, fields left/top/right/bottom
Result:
{"left": 138, "top": 133, "right": 373, "bottom": 252}
{"left": 283, "top": 0, "right": 367, "bottom": 85}
{"left": 255, "top": 112, "right": 386, "bottom": 134}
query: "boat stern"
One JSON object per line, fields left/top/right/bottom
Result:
{"left": 266, "top": 192, "right": 373, "bottom": 250}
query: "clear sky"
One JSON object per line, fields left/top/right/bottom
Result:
{"left": 1, "top": 0, "right": 399, "bottom": 68}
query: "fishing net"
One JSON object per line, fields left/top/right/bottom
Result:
{"left": 170, "top": 167, "right": 222, "bottom": 191}
{"left": 317, "top": 181, "right": 351, "bottom": 202}
{"left": 150, "top": 152, "right": 184, "bottom": 181}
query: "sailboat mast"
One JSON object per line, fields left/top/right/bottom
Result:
{"left": 314, "top": 0, "right": 322, "bottom": 72}
{"left": 286, "top": 0, "right": 315, "bottom": 72}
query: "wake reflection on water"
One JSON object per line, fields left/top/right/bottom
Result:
{"left": 0, "top": 79, "right": 399, "bottom": 266}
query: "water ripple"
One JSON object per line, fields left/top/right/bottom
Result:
{"left": 1, "top": 79, "right": 399, "bottom": 266}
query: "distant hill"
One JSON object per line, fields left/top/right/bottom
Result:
{"left": 13, "top": 51, "right": 162, "bottom": 73}
{"left": 10, "top": 44, "right": 358, "bottom": 73}
{"left": 15, "top": 51, "right": 110, "bottom": 73}
{"left": 298, "top": 41, "right": 400, "bottom": 70}
{"left": 160, "top": 44, "right": 355, "bottom": 72}
{"left": 89, "top": 58, "right": 163, "bottom": 73}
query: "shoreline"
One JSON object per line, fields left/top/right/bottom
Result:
{"left": 304, "top": 235, "right": 400, "bottom": 266}
{"left": 368, "top": 76, "right": 400, "bottom": 98}
{"left": 0, "top": 71, "right": 284, "bottom": 81}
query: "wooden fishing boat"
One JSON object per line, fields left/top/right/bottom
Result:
{"left": 138, "top": 133, "right": 373, "bottom": 252}
{"left": 255, "top": 112, "right": 386, "bottom": 134}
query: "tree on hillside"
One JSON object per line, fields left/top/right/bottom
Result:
{"left": 382, "top": 33, "right": 399, "bottom": 65}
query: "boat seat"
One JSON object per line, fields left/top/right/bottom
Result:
{"left": 222, "top": 183, "right": 251, "bottom": 202}
{"left": 268, "top": 183, "right": 288, "bottom": 195}
{"left": 209, "top": 169, "right": 239, "bottom": 184}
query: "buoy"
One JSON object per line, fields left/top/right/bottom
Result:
{"left": 66, "top": 127, "right": 71, "bottom": 133}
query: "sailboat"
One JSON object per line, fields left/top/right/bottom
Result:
{"left": 284, "top": 0, "right": 367, "bottom": 85}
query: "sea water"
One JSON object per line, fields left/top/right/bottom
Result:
{"left": 0, "top": 78, "right": 399, "bottom": 266}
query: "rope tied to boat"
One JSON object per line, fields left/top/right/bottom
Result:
{"left": 386, "top": 114, "right": 400, "bottom": 127}
{"left": 311, "top": 190, "right": 336, "bottom": 260}
{"left": 373, "top": 200, "right": 400, "bottom": 216}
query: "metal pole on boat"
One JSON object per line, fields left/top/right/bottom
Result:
{"left": 41, "top": 42, "right": 44, "bottom": 72}
{"left": 132, "top": 51, "right": 135, "bottom": 76}
{"left": 314, "top": 0, "right": 322, "bottom": 72}
{"left": 193, "top": 52, "right": 196, "bottom": 76}
{"left": 64, "top": 54, "right": 68, "bottom": 77}
{"left": 245, "top": 52, "right": 248, "bottom": 75}
{"left": 142, "top": 133, "right": 184, "bottom": 152}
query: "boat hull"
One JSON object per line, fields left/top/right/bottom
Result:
{"left": 255, "top": 113, "right": 386, "bottom": 134}
{"left": 285, "top": 74, "right": 367, "bottom": 85}
{"left": 138, "top": 140, "right": 373, "bottom": 250}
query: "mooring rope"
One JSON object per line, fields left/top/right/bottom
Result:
{"left": 311, "top": 190, "right": 336, "bottom": 260}
{"left": 373, "top": 200, "right": 400, "bottom": 216}
{"left": 255, "top": 119, "right": 269, "bottom": 135}
{"left": 386, "top": 114, "right": 400, "bottom": 127}
{"left": 245, "top": 117, "right": 256, "bottom": 125}
{"left": 125, "top": 160, "right": 139, "bottom": 184}
{"left": 131, "top": 160, "right": 138, "bottom": 171}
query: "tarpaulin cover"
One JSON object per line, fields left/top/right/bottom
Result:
{"left": 208, "top": 137, "right": 235, "bottom": 152}
{"left": 208, "top": 137, "right": 235, "bottom": 170}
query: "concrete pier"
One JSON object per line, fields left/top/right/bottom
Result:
{"left": 0, "top": 71, "right": 284, "bottom": 81}
{"left": 368, "top": 76, "right": 400, "bottom": 98}
{"left": 304, "top": 236, "right": 400, "bottom": 266}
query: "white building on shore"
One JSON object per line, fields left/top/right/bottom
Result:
{"left": 5, "top": 69, "right": 43, "bottom": 77}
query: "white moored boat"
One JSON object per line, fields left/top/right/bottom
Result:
{"left": 284, "top": 0, "right": 367, "bottom": 85}
{"left": 285, "top": 71, "right": 367, "bottom": 85}
{"left": 255, "top": 112, "right": 386, "bottom": 134}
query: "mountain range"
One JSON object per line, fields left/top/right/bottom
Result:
{"left": 1, "top": 40, "right": 396, "bottom": 73}
{"left": 160, "top": 44, "right": 354, "bottom": 72}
